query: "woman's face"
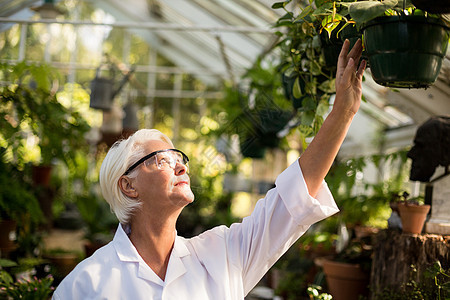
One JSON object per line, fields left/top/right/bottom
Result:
{"left": 132, "top": 140, "right": 194, "bottom": 213}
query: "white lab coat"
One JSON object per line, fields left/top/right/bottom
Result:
{"left": 53, "top": 160, "right": 339, "bottom": 300}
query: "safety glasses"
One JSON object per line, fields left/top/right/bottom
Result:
{"left": 123, "top": 149, "right": 189, "bottom": 175}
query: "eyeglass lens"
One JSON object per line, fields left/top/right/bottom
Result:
{"left": 147, "top": 150, "right": 189, "bottom": 172}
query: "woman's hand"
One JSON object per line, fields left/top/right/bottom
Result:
{"left": 334, "top": 39, "right": 366, "bottom": 116}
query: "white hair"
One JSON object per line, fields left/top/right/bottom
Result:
{"left": 99, "top": 129, "right": 174, "bottom": 224}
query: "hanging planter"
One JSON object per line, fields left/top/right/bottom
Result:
{"left": 89, "top": 64, "right": 135, "bottom": 111}
{"left": 362, "top": 15, "right": 450, "bottom": 88}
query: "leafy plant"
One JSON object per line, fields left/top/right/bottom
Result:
{"left": 272, "top": 0, "right": 339, "bottom": 148}
{"left": 212, "top": 59, "right": 294, "bottom": 157}
{"left": 0, "top": 148, "right": 42, "bottom": 224}
{"left": 342, "top": 0, "right": 449, "bottom": 28}
{"left": 0, "top": 62, "right": 91, "bottom": 168}
{"left": 0, "top": 271, "right": 54, "bottom": 300}
{"left": 307, "top": 284, "right": 333, "bottom": 300}
{"left": 75, "top": 190, "right": 117, "bottom": 244}
{"left": 373, "top": 261, "right": 450, "bottom": 299}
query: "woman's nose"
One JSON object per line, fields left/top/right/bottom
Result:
{"left": 174, "top": 162, "right": 187, "bottom": 175}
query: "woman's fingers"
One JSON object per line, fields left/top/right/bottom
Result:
{"left": 356, "top": 60, "right": 367, "bottom": 80}
{"left": 347, "top": 39, "right": 363, "bottom": 62}
{"left": 337, "top": 39, "right": 351, "bottom": 81}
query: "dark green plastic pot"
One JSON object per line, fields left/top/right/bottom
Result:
{"left": 240, "top": 137, "right": 266, "bottom": 159}
{"left": 340, "top": 24, "right": 362, "bottom": 50}
{"left": 362, "top": 15, "right": 450, "bottom": 88}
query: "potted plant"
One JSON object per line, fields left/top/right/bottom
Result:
{"left": 395, "top": 193, "right": 430, "bottom": 234}
{"left": 320, "top": 238, "right": 373, "bottom": 300}
{"left": 342, "top": 0, "right": 450, "bottom": 88}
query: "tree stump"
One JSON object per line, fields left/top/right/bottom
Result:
{"left": 370, "top": 229, "right": 450, "bottom": 298}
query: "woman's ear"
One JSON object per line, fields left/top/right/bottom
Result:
{"left": 118, "top": 176, "right": 138, "bottom": 198}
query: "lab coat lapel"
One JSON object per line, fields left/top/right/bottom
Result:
{"left": 164, "top": 236, "right": 190, "bottom": 286}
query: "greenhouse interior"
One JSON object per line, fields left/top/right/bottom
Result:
{"left": 0, "top": 0, "right": 449, "bottom": 299}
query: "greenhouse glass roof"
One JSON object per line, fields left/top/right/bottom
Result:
{"left": 1, "top": 0, "right": 449, "bottom": 156}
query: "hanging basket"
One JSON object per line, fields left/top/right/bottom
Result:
{"left": 362, "top": 15, "right": 450, "bottom": 88}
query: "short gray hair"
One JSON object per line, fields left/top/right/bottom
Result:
{"left": 99, "top": 129, "right": 174, "bottom": 224}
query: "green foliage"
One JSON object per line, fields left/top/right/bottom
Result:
{"left": 274, "top": 241, "right": 314, "bottom": 299}
{"left": 75, "top": 190, "right": 117, "bottom": 243}
{"left": 272, "top": 0, "right": 340, "bottom": 148}
{"left": 0, "top": 62, "right": 91, "bottom": 167}
{"left": 307, "top": 284, "right": 333, "bottom": 300}
{"left": 0, "top": 148, "right": 42, "bottom": 224}
{"left": 0, "top": 271, "right": 54, "bottom": 300}
{"left": 212, "top": 60, "right": 294, "bottom": 157}
{"left": 373, "top": 261, "right": 450, "bottom": 299}
{"left": 178, "top": 167, "right": 238, "bottom": 237}
{"left": 325, "top": 150, "right": 409, "bottom": 228}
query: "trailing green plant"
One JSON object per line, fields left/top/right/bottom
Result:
{"left": 271, "top": 0, "right": 341, "bottom": 148}
{"left": 0, "top": 62, "right": 91, "bottom": 168}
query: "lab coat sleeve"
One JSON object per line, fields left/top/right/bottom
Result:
{"left": 227, "top": 159, "right": 339, "bottom": 295}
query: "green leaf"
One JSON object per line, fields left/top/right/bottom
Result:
{"left": 310, "top": 60, "right": 322, "bottom": 76}
{"left": 293, "top": 77, "right": 303, "bottom": 99}
{"left": 348, "top": 0, "right": 398, "bottom": 25}
{"left": 316, "top": 99, "right": 330, "bottom": 116}
{"left": 302, "top": 96, "right": 316, "bottom": 111}
{"left": 272, "top": 1, "right": 291, "bottom": 9}
{"left": 297, "top": 5, "right": 313, "bottom": 20}
{"left": 318, "top": 78, "right": 336, "bottom": 93}
{"left": 312, "top": 3, "right": 333, "bottom": 16}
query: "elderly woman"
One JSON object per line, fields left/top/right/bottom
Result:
{"left": 53, "top": 39, "right": 365, "bottom": 299}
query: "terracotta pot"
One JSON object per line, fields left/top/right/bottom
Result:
{"left": 84, "top": 241, "right": 107, "bottom": 258}
{"left": 322, "top": 259, "right": 370, "bottom": 300}
{"left": 397, "top": 203, "right": 430, "bottom": 234}
{"left": 0, "top": 219, "right": 18, "bottom": 253}
{"left": 44, "top": 253, "right": 78, "bottom": 279}
{"left": 32, "top": 165, "right": 52, "bottom": 187}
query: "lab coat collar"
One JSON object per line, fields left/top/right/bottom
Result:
{"left": 112, "top": 224, "right": 191, "bottom": 285}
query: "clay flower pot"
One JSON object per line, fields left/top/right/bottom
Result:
{"left": 322, "top": 259, "right": 370, "bottom": 300}
{"left": 397, "top": 202, "right": 430, "bottom": 234}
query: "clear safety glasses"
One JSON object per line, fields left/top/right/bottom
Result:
{"left": 123, "top": 149, "right": 189, "bottom": 175}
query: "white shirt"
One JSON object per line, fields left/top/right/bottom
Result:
{"left": 53, "top": 160, "right": 339, "bottom": 300}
